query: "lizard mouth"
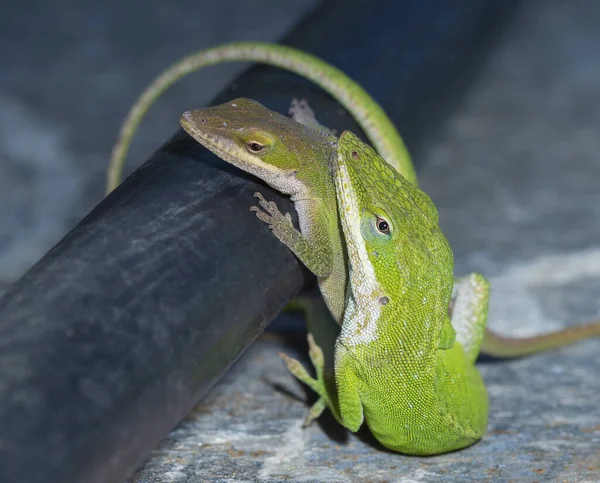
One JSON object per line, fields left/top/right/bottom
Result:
{"left": 334, "top": 141, "right": 369, "bottom": 275}
{"left": 180, "top": 110, "right": 194, "bottom": 123}
{"left": 179, "top": 110, "right": 297, "bottom": 194}
{"left": 333, "top": 155, "right": 356, "bottom": 237}
{"left": 180, "top": 112, "right": 230, "bottom": 158}
{"left": 180, "top": 111, "right": 212, "bottom": 141}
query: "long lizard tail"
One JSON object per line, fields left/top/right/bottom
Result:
{"left": 481, "top": 320, "right": 600, "bottom": 358}
{"left": 106, "top": 41, "right": 415, "bottom": 194}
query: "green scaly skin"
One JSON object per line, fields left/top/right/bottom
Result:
{"left": 106, "top": 41, "right": 415, "bottom": 194}
{"left": 179, "top": 98, "right": 600, "bottom": 357}
{"left": 284, "top": 131, "right": 490, "bottom": 455}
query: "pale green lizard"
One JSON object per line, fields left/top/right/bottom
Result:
{"left": 180, "top": 98, "right": 600, "bottom": 358}
{"left": 180, "top": 98, "right": 346, "bottom": 322}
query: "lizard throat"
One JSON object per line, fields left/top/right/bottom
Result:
{"left": 335, "top": 157, "right": 382, "bottom": 345}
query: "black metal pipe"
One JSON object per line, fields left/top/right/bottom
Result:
{"left": 0, "top": 1, "right": 519, "bottom": 482}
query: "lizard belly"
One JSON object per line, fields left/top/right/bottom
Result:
{"left": 359, "top": 345, "right": 488, "bottom": 455}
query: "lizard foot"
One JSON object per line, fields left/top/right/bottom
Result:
{"left": 249, "top": 192, "right": 332, "bottom": 279}
{"left": 280, "top": 333, "right": 329, "bottom": 426}
{"left": 289, "top": 98, "right": 336, "bottom": 135}
{"left": 250, "top": 192, "right": 298, "bottom": 243}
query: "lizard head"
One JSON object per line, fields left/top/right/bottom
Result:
{"left": 334, "top": 130, "right": 454, "bottom": 340}
{"left": 180, "top": 98, "right": 336, "bottom": 195}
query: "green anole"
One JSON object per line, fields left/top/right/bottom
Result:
{"left": 283, "top": 130, "right": 490, "bottom": 454}
{"left": 180, "top": 98, "right": 345, "bottom": 322}
{"left": 179, "top": 98, "right": 600, "bottom": 358}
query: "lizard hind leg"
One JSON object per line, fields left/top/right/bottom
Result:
{"left": 280, "top": 343, "right": 329, "bottom": 427}
{"left": 279, "top": 350, "right": 327, "bottom": 426}
{"left": 450, "top": 273, "right": 490, "bottom": 364}
{"left": 279, "top": 295, "right": 340, "bottom": 426}
{"left": 288, "top": 98, "right": 337, "bottom": 135}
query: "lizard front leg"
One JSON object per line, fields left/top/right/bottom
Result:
{"left": 250, "top": 192, "right": 333, "bottom": 279}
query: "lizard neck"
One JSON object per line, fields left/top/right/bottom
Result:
{"left": 339, "top": 261, "right": 453, "bottom": 357}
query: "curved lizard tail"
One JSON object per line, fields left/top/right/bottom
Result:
{"left": 481, "top": 320, "right": 600, "bottom": 358}
{"left": 106, "top": 41, "right": 415, "bottom": 194}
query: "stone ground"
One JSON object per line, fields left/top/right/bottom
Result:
{"left": 1, "top": 0, "right": 599, "bottom": 482}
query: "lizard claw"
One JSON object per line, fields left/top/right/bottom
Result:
{"left": 250, "top": 192, "right": 295, "bottom": 234}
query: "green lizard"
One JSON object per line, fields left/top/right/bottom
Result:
{"left": 283, "top": 130, "right": 490, "bottom": 454}
{"left": 180, "top": 98, "right": 600, "bottom": 357}
{"left": 180, "top": 98, "right": 346, "bottom": 323}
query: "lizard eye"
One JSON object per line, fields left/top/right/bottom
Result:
{"left": 376, "top": 217, "right": 390, "bottom": 234}
{"left": 246, "top": 141, "right": 265, "bottom": 153}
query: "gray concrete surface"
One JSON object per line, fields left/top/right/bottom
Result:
{"left": 1, "top": 0, "right": 599, "bottom": 482}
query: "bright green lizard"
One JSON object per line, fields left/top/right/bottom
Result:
{"left": 282, "top": 130, "right": 490, "bottom": 454}
{"left": 179, "top": 98, "right": 600, "bottom": 358}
